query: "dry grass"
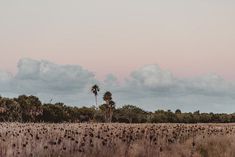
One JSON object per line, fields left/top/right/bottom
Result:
{"left": 1, "top": 123, "right": 235, "bottom": 157}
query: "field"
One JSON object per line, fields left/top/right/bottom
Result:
{"left": 1, "top": 123, "right": 235, "bottom": 157}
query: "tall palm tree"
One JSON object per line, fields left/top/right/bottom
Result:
{"left": 103, "top": 91, "right": 115, "bottom": 122}
{"left": 108, "top": 100, "right": 115, "bottom": 123}
{"left": 103, "top": 91, "right": 112, "bottom": 105}
{"left": 91, "top": 84, "right": 100, "bottom": 106}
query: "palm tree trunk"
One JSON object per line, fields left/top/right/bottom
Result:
{"left": 105, "top": 101, "right": 109, "bottom": 123}
{"left": 105, "top": 110, "right": 109, "bottom": 123}
{"left": 109, "top": 109, "right": 113, "bottom": 123}
{"left": 95, "top": 95, "right": 98, "bottom": 106}
{"left": 108, "top": 106, "right": 113, "bottom": 123}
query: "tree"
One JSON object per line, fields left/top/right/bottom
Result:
{"left": 116, "top": 105, "right": 147, "bottom": 123}
{"left": 91, "top": 84, "right": 100, "bottom": 106}
{"left": 103, "top": 91, "right": 112, "bottom": 105}
{"left": 103, "top": 91, "right": 115, "bottom": 123}
{"left": 108, "top": 100, "right": 115, "bottom": 122}
{"left": 14, "top": 95, "right": 43, "bottom": 122}
{"left": 175, "top": 109, "right": 182, "bottom": 114}
{"left": 0, "top": 98, "right": 22, "bottom": 122}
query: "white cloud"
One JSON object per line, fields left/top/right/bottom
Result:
{"left": 14, "top": 58, "right": 96, "bottom": 93}
{"left": 113, "top": 65, "right": 235, "bottom": 112}
{"left": 0, "top": 58, "right": 97, "bottom": 102}
{"left": 103, "top": 74, "right": 119, "bottom": 87}
{"left": 0, "top": 59, "right": 235, "bottom": 113}
{"left": 129, "top": 65, "right": 176, "bottom": 88}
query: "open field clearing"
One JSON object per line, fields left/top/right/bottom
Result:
{"left": 1, "top": 123, "right": 235, "bottom": 157}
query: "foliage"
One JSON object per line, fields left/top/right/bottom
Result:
{"left": 91, "top": 84, "right": 100, "bottom": 106}
{"left": 1, "top": 95, "right": 235, "bottom": 123}
{"left": 103, "top": 91, "right": 115, "bottom": 123}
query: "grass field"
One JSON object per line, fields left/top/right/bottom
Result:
{"left": 1, "top": 123, "right": 235, "bottom": 157}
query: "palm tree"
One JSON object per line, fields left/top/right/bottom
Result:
{"left": 103, "top": 91, "right": 112, "bottom": 105}
{"left": 91, "top": 84, "right": 100, "bottom": 106}
{"left": 108, "top": 100, "right": 115, "bottom": 123}
{"left": 103, "top": 91, "right": 115, "bottom": 122}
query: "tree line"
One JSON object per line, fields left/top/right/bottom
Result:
{"left": 0, "top": 84, "right": 234, "bottom": 123}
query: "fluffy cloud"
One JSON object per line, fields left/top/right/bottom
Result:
{"left": 14, "top": 58, "right": 96, "bottom": 93}
{"left": 114, "top": 65, "right": 235, "bottom": 113}
{"left": 0, "top": 58, "right": 97, "bottom": 104}
{"left": 0, "top": 58, "right": 235, "bottom": 113}
{"left": 129, "top": 65, "right": 176, "bottom": 88}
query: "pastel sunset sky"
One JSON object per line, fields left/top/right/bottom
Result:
{"left": 0, "top": 0, "right": 234, "bottom": 112}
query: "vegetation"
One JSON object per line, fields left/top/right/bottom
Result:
{"left": 1, "top": 123, "right": 235, "bottom": 157}
{"left": 102, "top": 91, "right": 115, "bottom": 123}
{"left": 1, "top": 95, "right": 235, "bottom": 123}
{"left": 91, "top": 84, "right": 100, "bottom": 106}
{"left": 1, "top": 85, "right": 235, "bottom": 157}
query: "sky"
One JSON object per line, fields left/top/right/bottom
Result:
{"left": 0, "top": 0, "right": 235, "bottom": 113}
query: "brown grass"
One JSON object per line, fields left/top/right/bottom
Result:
{"left": 0, "top": 123, "right": 235, "bottom": 157}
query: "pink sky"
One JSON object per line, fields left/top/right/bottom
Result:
{"left": 0, "top": 0, "right": 234, "bottom": 81}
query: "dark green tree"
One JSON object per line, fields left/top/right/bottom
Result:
{"left": 0, "top": 98, "right": 22, "bottom": 122}
{"left": 175, "top": 109, "right": 182, "bottom": 114}
{"left": 91, "top": 84, "right": 100, "bottom": 106}
{"left": 103, "top": 91, "right": 115, "bottom": 123}
{"left": 14, "top": 95, "right": 43, "bottom": 122}
{"left": 115, "top": 105, "right": 147, "bottom": 123}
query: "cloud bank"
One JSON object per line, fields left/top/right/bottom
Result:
{"left": 0, "top": 58, "right": 234, "bottom": 113}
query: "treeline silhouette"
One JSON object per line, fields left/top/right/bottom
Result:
{"left": 0, "top": 95, "right": 234, "bottom": 123}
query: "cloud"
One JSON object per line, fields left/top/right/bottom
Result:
{"left": 183, "top": 74, "right": 234, "bottom": 97}
{"left": 113, "top": 65, "right": 235, "bottom": 112}
{"left": 14, "top": 58, "right": 96, "bottom": 93}
{"left": 129, "top": 65, "right": 176, "bottom": 88}
{"left": 0, "top": 58, "right": 97, "bottom": 103}
{"left": 125, "top": 64, "right": 234, "bottom": 98}
{"left": 0, "top": 59, "right": 235, "bottom": 113}
{"left": 103, "top": 74, "right": 119, "bottom": 87}
{"left": 0, "top": 70, "right": 13, "bottom": 93}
